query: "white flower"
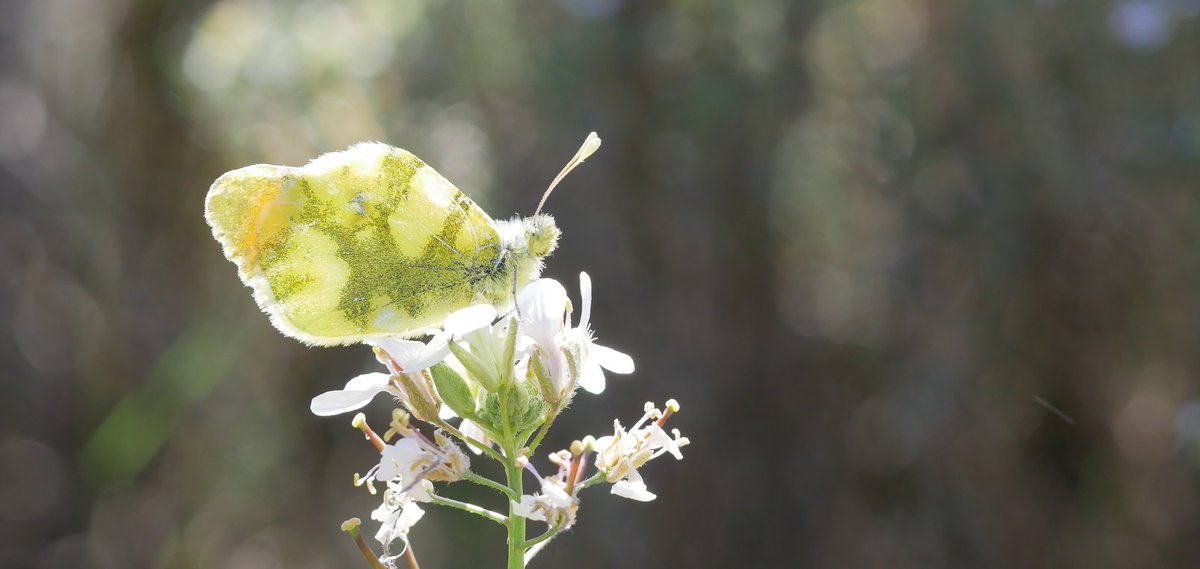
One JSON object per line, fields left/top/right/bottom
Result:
{"left": 375, "top": 439, "right": 434, "bottom": 501}
{"left": 592, "top": 400, "right": 688, "bottom": 502}
{"left": 371, "top": 480, "right": 425, "bottom": 547}
{"left": 373, "top": 425, "right": 469, "bottom": 498}
{"left": 309, "top": 305, "right": 495, "bottom": 417}
{"left": 611, "top": 470, "right": 655, "bottom": 502}
{"left": 446, "top": 305, "right": 522, "bottom": 392}
{"left": 512, "top": 477, "right": 576, "bottom": 524}
{"left": 441, "top": 304, "right": 499, "bottom": 336}
{"left": 511, "top": 450, "right": 582, "bottom": 528}
{"left": 568, "top": 272, "right": 635, "bottom": 394}
{"left": 517, "top": 272, "right": 634, "bottom": 401}
{"left": 308, "top": 337, "right": 446, "bottom": 417}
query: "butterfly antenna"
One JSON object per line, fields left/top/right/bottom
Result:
{"left": 533, "top": 132, "right": 602, "bottom": 217}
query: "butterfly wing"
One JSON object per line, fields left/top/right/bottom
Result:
{"left": 205, "top": 142, "right": 502, "bottom": 345}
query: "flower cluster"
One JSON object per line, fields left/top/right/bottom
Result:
{"left": 593, "top": 400, "right": 689, "bottom": 501}
{"left": 312, "top": 274, "right": 688, "bottom": 568}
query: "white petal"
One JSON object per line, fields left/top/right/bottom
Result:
{"left": 577, "top": 358, "right": 606, "bottom": 394}
{"left": 459, "top": 419, "right": 490, "bottom": 455}
{"left": 367, "top": 335, "right": 450, "bottom": 372}
{"left": 611, "top": 471, "right": 656, "bottom": 502}
{"left": 511, "top": 495, "right": 545, "bottom": 521}
{"left": 409, "top": 335, "right": 451, "bottom": 371}
{"left": 646, "top": 424, "right": 683, "bottom": 460}
{"left": 377, "top": 439, "right": 425, "bottom": 481}
{"left": 541, "top": 480, "right": 574, "bottom": 509}
{"left": 544, "top": 348, "right": 570, "bottom": 394}
{"left": 370, "top": 502, "right": 392, "bottom": 524}
{"left": 443, "top": 304, "right": 497, "bottom": 336}
{"left": 310, "top": 374, "right": 392, "bottom": 416}
{"left": 375, "top": 501, "right": 425, "bottom": 545}
{"left": 592, "top": 435, "right": 616, "bottom": 454}
{"left": 518, "top": 279, "right": 569, "bottom": 346}
{"left": 407, "top": 479, "right": 434, "bottom": 503}
{"left": 344, "top": 372, "right": 393, "bottom": 391}
{"left": 514, "top": 335, "right": 536, "bottom": 358}
{"left": 369, "top": 338, "right": 427, "bottom": 367}
{"left": 593, "top": 344, "right": 634, "bottom": 374}
{"left": 577, "top": 272, "right": 592, "bottom": 331}
{"left": 398, "top": 501, "right": 425, "bottom": 531}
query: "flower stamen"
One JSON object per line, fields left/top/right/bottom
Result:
{"left": 353, "top": 413, "right": 387, "bottom": 453}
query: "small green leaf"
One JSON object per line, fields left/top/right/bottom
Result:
{"left": 430, "top": 363, "right": 476, "bottom": 418}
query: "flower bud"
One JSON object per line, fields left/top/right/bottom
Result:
{"left": 448, "top": 340, "right": 500, "bottom": 392}
{"left": 528, "top": 350, "right": 561, "bottom": 407}
{"left": 430, "top": 362, "right": 476, "bottom": 418}
{"left": 393, "top": 371, "right": 442, "bottom": 423}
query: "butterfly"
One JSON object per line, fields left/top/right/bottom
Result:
{"left": 205, "top": 133, "right": 600, "bottom": 346}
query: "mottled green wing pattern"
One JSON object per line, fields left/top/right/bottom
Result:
{"left": 205, "top": 142, "right": 503, "bottom": 345}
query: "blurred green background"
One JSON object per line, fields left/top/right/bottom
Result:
{"left": 4, "top": 0, "right": 1200, "bottom": 567}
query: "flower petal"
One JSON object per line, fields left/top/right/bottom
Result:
{"left": 409, "top": 335, "right": 451, "bottom": 371}
{"left": 592, "top": 435, "right": 616, "bottom": 454}
{"left": 512, "top": 495, "right": 546, "bottom": 521}
{"left": 541, "top": 480, "right": 574, "bottom": 510}
{"left": 344, "top": 372, "right": 393, "bottom": 391}
{"left": 310, "top": 373, "right": 392, "bottom": 416}
{"left": 592, "top": 344, "right": 634, "bottom": 374}
{"left": 611, "top": 471, "right": 656, "bottom": 502}
{"left": 443, "top": 304, "right": 497, "bottom": 336}
{"left": 646, "top": 424, "right": 683, "bottom": 460}
{"left": 369, "top": 337, "right": 423, "bottom": 364}
{"left": 459, "top": 419, "right": 491, "bottom": 456}
{"left": 577, "top": 272, "right": 592, "bottom": 331}
{"left": 374, "top": 500, "right": 425, "bottom": 545}
{"left": 577, "top": 358, "right": 606, "bottom": 394}
{"left": 369, "top": 336, "right": 451, "bottom": 372}
{"left": 377, "top": 439, "right": 422, "bottom": 481}
{"left": 518, "top": 278, "right": 568, "bottom": 346}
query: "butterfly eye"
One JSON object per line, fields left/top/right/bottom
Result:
{"left": 525, "top": 215, "right": 560, "bottom": 258}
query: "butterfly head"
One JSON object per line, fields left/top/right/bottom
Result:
{"left": 524, "top": 213, "right": 560, "bottom": 259}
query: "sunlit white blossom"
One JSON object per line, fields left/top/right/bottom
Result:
{"left": 566, "top": 272, "right": 635, "bottom": 394}
{"left": 592, "top": 400, "right": 688, "bottom": 502}
{"left": 445, "top": 305, "right": 524, "bottom": 392}
{"left": 309, "top": 337, "right": 447, "bottom": 417}
{"left": 309, "top": 305, "right": 495, "bottom": 417}
{"left": 373, "top": 415, "right": 470, "bottom": 495}
{"left": 517, "top": 273, "right": 633, "bottom": 401}
{"left": 512, "top": 477, "right": 576, "bottom": 523}
{"left": 371, "top": 480, "right": 425, "bottom": 547}
{"left": 512, "top": 449, "right": 583, "bottom": 528}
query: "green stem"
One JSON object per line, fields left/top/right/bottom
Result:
{"left": 504, "top": 443, "right": 526, "bottom": 569}
{"left": 525, "top": 407, "right": 559, "bottom": 455}
{"left": 522, "top": 529, "right": 560, "bottom": 566}
{"left": 435, "top": 419, "right": 504, "bottom": 463}
{"left": 429, "top": 494, "right": 507, "bottom": 525}
{"left": 522, "top": 524, "right": 561, "bottom": 552}
{"left": 578, "top": 471, "right": 607, "bottom": 490}
{"left": 463, "top": 470, "right": 517, "bottom": 499}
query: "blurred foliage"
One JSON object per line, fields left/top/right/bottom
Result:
{"left": 3, "top": 0, "right": 1200, "bottom": 567}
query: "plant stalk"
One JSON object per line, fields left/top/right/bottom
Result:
{"left": 504, "top": 444, "right": 526, "bottom": 569}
